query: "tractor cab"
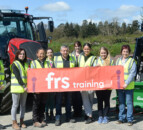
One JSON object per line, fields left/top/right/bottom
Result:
{"left": 0, "top": 7, "right": 54, "bottom": 62}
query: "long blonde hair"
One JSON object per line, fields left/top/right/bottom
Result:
{"left": 100, "top": 47, "right": 111, "bottom": 66}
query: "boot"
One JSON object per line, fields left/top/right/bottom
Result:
{"left": 20, "top": 118, "right": 27, "bottom": 128}
{"left": 12, "top": 120, "right": 20, "bottom": 130}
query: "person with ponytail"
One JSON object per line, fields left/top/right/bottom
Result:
{"left": 93, "top": 47, "right": 114, "bottom": 124}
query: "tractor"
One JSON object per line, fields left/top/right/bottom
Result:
{"left": 133, "top": 36, "right": 143, "bottom": 112}
{"left": 0, "top": 7, "right": 54, "bottom": 113}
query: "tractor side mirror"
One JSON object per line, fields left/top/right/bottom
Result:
{"left": 37, "top": 22, "right": 47, "bottom": 42}
{"left": 48, "top": 21, "right": 54, "bottom": 32}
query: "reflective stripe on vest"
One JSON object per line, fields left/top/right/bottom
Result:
{"left": 0, "top": 60, "right": 5, "bottom": 83}
{"left": 54, "top": 56, "right": 76, "bottom": 68}
{"left": 78, "top": 55, "right": 95, "bottom": 67}
{"left": 31, "top": 60, "right": 48, "bottom": 68}
{"left": 11, "top": 60, "right": 28, "bottom": 93}
{"left": 116, "top": 57, "right": 135, "bottom": 90}
{"left": 69, "top": 53, "right": 76, "bottom": 58}
{"left": 93, "top": 57, "right": 114, "bottom": 66}
{"left": 45, "top": 58, "right": 53, "bottom": 68}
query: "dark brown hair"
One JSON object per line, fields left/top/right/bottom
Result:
{"left": 36, "top": 47, "right": 45, "bottom": 53}
{"left": 74, "top": 41, "right": 82, "bottom": 47}
{"left": 14, "top": 48, "right": 27, "bottom": 62}
{"left": 83, "top": 43, "right": 91, "bottom": 49}
{"left": 47, "top": 48, "right": 53, "bottom": 53}
{"left": 121, "top": 45, "right": 131, "bottom": 53}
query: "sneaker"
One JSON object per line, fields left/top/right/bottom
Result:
{"left": 33, "top": 122, "right": 43, "bottom": 128}
{"left": 41, "top": 121, "right": 47, "bottom": 127}
{"left": 102, "top": 116, "right": 109, "bottom": 124}
{"left": 55, "top": 120, "right": 61, "bottom": 126}
{"left": 98, "top": 116, "right": 103, "bottom": 124}
{"left": 116, "top": 120, "right": 123, "bottom": 124}
{"left": 85, "top": 117, "right": 93, "bottom": 124}
{"left": 127, "top": 121, "right": 133, "bottom": 126}
{"left": 0, "top": 124, "right": 6, "bottom": 129}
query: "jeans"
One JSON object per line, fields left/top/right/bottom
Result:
{"left": 55, "top": 92, "right": 72, "bottom": 120}
{"left": 117, "top": 89, "right": 133, "bottom": 122}
{"left": 11, "top": 92, "right": 27, "bottom": 120}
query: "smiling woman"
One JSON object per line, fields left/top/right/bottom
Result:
{"left": 11, "top": 48, "right": 28, "bottom": 130}
{"left": 116, "top": 44, "right": 137, "bottom": 126}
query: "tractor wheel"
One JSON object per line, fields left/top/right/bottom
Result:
{"left": 0, "top": 82, "right": 12, "bottom": 114}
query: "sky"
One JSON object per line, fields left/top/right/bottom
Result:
{"left": 0, "top": 0, "right": 143, "bottom": 27}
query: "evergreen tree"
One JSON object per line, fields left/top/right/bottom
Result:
{"left": 81, "top": 20, "right": 89, "bottom": 38}
{"left": 131, "top": 20, "right": 140, "bottom": 33}
{"left": 98, "top": 21, "right": 104, "bottom": 35}
{"left": 121, "top": 22, "right": 127, "bottom": 34}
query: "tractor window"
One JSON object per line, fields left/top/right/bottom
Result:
{"left": 25, "top": 22, "right": 33, "bottom": 40}
{"left": 0, "top": 17, "right": 34, "bottom": 40}
{"left": 19, "top": 21, "right": 33, "bottom": 40}
{"left": 0, "top": 17, "right": 34, "bottom": 59}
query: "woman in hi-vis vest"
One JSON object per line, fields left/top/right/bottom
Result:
{"left": 45, "top": 48, "right": 55, "bottom": 121}
{"left": 93, "top": 47, "right": 113, "bottom": 124}
{"left": 70, "top": 41, "right": 83, "bottom": 117}
{"left": 116, "top": 45, "right": 136, "bottom": 126}
{"left": 78, "top": 43, "right": 96, "bottom": 124}
{"left": 11, "top": 49, "right": 28, "bottom": 130}
{"left": 30, "top": 48, "right": 48, "bottom": 128}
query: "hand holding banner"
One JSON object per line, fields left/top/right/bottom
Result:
{"left": 27, "top": 66, "right": 124, "bottom": 92}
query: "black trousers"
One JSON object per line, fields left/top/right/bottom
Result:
{"left": 72, "top": 92, "right": 83, "bottom": 115}
{"left": 96, "top": 90, "right": 112, "bottom": 117}
{"left": 32, "top": 93, "right": 47, "bottom": 122}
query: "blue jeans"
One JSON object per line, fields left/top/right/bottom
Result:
{"left": 117, "top": 90, "right": 133, "bottom": 122}
{"left": 55, "top": 92, "right": 71, "bottom": 120}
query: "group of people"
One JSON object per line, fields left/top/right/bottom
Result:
{"left": 0, "top": 41, "right": 136, "bottom": 130}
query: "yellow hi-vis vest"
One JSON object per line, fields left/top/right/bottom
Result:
{"left": 0, "top": 60, "right": 5, "bottom": 85}
{"left": 78, "top": 55, "right": 96, "bottom": 67}
{"left": 93, "top": 57, "right": 114, "bottom": 66}
{"left": 45, "top": 58, "right": 53, "bottom": 68}
{"left": 116, "top": 57, "right": 135, "bottom": 90}
{"left": 93, "top": 57, "right": 114, "bottom": 90}
{"left": 69, "top": 53, "right": 76, "bottom": 59}
{"left": 30, "top": 60, "right": 49, "bottom": 68}
{"left": 54, "top": 56, "right": 76, "bottom": 68}
{"left": 11, "top": 60, "right": 28, "bottom": 93}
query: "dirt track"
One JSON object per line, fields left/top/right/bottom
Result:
{"left": 1, "top": 90, "right": 143, "bottom": 130}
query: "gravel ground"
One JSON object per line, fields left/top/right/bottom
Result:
{"left": 1, "top": 90, "right": 143, "bottom": 130}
